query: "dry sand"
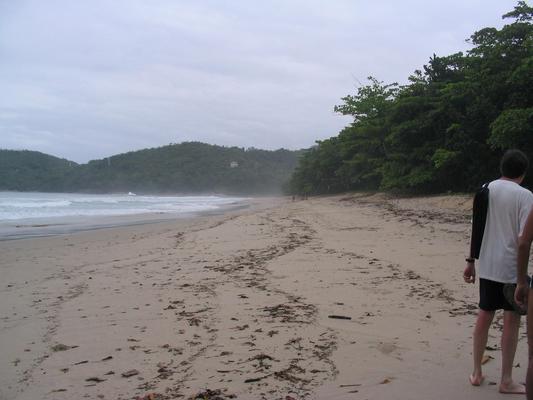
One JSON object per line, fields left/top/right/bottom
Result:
{"left": 0, "top": 193, "right": 528, "bottom": 400}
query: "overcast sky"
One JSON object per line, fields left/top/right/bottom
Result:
{"left": 0, "top": 0, "right": 520, "bottom": 163}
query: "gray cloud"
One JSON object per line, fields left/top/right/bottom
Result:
{"left": 0, "top": 0, "right": 518, "bottom": 162}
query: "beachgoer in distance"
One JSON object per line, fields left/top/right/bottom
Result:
{"left": 464, "top": 149, "right": 533, "bottom": 394}
{"left": 515, "top": 206, "right": 533, "bottom": 399}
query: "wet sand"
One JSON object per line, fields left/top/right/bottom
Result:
{"left": 0, "top": 193, "right": 527, "bottom": 400}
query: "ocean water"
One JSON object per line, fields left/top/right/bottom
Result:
{"left": 0, "top": 192, "right": 245, "bottom": 221}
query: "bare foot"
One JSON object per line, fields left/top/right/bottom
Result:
{"left": 499, "top": 381, "right": 526, "bottom": 394}
{"left": 469, "top": 373, "right": 484, "bottom": 386}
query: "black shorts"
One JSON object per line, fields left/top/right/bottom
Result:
{"left": 479, "top": 278, "right": 514, "bottom": 311}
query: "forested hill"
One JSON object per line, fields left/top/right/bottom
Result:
{"left": 0, "top": 150, "right": 76, "bottom": 192}
{"left": 288, "top": 2, "right": 533, "bottom": 196}
{"left": 0, "top": 143, "right": 303, "bottom": 195}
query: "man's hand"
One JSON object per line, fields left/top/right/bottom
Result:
{"left": 515, "top": 282, "right": 529, "bottom": 308}
{"left": 463, "top": 262, "right": 475, "bottom": 284}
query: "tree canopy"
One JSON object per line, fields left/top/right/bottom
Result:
{"left": 0, "top": 150, "right": 76, "bottom": 192}
{"left": 289, "top": 2, "right": 533, "bottom": 195}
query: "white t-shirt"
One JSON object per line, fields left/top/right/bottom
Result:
{"left": 478, "top": 179, "right": 533, "bottom": 283}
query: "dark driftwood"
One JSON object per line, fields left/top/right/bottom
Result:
{"left": 244, "top": 374, "right": 271, "bottom": 383}
{"left": 328, "top": 315, "right": 352, "bottom": 320}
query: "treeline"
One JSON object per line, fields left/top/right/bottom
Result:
{"left": 0, "top": 142, "right": 303, "bottom": 195}
{"left": 288, "top": 2, "right": 533, "bottom": 195}
{"left": 0, "top": 150, "right": 76, "bottom": 192}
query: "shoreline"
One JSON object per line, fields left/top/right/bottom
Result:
{"left": 1, "top": 193, "right": 525, "bottom": 400}
{"left": 0, "top": 198, "right": 258, "bottom": 241}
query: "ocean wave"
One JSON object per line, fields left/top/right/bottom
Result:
{"left": 0, "top": 200, "right": 72, "bottom": 208}
{"left": 0, "top": 192, "right": 246, "bottom": 221}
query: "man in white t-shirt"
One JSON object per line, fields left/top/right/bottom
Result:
{"left": 464, "top": 149, "right": 533, "bottom": 394}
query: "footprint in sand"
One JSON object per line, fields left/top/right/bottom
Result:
{"left": 377, "top": 342, "right": 398, "bottom": 355}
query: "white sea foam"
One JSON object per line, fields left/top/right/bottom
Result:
{"left": 0, "top": 192, "right": 245, "bottom": 221}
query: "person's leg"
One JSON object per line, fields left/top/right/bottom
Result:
{"left": 526, "top": 289, "right": 533, "bottom": 400}
{"left": 499, "top": 310, "right": 525, "bottom": 394}
{"left": 471, "top": 309, "right": 495, "bottom": 385}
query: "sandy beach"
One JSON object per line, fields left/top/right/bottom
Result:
{"left": 0, "top": 193, "right": 528, "bottom": 400}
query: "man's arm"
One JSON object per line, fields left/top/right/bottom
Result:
{"left": 463, "top": 185, "right": 488, "bottom": 284}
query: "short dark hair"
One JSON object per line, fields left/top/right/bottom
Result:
{"left": 500, "top": 149, "right": 529, "bottom": 178}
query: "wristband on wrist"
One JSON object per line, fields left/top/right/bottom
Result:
{"left": 465, "top": 257, "right": 475, "bottom": 263}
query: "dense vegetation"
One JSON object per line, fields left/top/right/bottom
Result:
{"left": 289, "top": 2, "right": 533, "bottom": 195}
{"left": 0, "top": 150, "right": 76, "bottom": 192}
{"left": 0, "top": 143, "right": 302, "bottom": 195}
